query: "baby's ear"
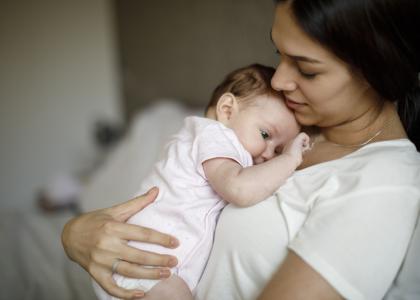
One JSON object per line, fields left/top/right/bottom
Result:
{"left": 215, "top": 93, "right": 239, "bottom": 124}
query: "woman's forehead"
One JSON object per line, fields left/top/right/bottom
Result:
{"left": 271, "top": 4, "right": 333, "bottom": 64}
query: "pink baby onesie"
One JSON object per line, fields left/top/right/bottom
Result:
{"left": 94, "top": 116, "right": 252, "bottom": 299}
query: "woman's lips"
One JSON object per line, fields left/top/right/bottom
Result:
{"left": 285, "top": 97, "right": 306, "bottom": 110}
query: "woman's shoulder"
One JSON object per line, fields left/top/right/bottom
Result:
{"left": 294, "top": 139, "right": 420, "bottom": 189}
{"left": 352, "top": 139, "right": 420, "bottom": 185}
{"left": 326, "top": 139, "right": 418, "bottom": 169}
{"left": 353, "top": 139, "right": 420, "bottom": 168}
{"left": 359, "top": 138, "right": 418, "bottom": 154}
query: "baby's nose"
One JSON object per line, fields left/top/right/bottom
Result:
{"left": 261, "top": 147, "right": 276, "bottom": 161}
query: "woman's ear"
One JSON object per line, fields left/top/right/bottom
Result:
{"left": 215, "top": 93, "right": 240, "bottom": 125}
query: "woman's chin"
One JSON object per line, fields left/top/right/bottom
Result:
{"left": 294, "top": 113, "right": 318, "bottom": 127}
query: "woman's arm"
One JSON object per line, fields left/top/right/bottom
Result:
{"left": 61, "top": 187, "right": 179, "bottom": 300}
{"left": 258, "top": 251, "right": 343, "bottom": 300}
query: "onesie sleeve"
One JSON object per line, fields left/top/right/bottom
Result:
{"left": 288, "top": 186, "right": 420, "bottom": 300}
{"left": 192, "top": 123, "right": 253, "bottom": 179}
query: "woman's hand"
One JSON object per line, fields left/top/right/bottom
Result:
{"left": 61, "top": 187, "right": 179, "bottom": 299}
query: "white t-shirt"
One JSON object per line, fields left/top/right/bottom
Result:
{"left": 195, "top": 139, "right": 420, "bottom": 300}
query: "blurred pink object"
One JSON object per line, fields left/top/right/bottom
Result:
{"left": 38, "top": 173, "right": 82, "bottom": 212}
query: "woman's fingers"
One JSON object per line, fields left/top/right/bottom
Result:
{"left": 62, "top": 186, "right": 181, "bottom": 299}
{"left": 89, "top": 249, "right": 170, "bottom": 298}
{"left": 113, "top": 222, "right": 179, "bottom": 249}
{"left": 107, "top": 187, "right": 160, "bottom": 222}
{"left": 118, "top": 243, "right": 178, "bottom": 267}
{"left": 94, "top": 242, "right": 176, "bottom": 279}
{"left": 93, "top": 269, "right": 145, "bottom": 300}
{"left": 88, "top": 222, "right": 178, "bottom": 271}
{"left": 62, "top": 212, "right": 115, "bottom": 268}
{"left": 115, "top": 260, "right": 172, "bottom": 280}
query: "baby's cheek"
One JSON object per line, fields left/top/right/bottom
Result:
{"left": 253, "top": 157, "right": 263, "bottom": 165}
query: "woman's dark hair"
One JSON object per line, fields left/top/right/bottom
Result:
{"left": 205, "top": 64, "right": 279, "bottom": 113}
{"left": 274, "top": 0, "right": 420, "bottom": 150}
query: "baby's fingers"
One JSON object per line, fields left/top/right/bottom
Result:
{"left": 298, "top": 133, "right": 311, "bottom": 152}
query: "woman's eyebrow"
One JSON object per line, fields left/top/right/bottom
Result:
{"left": 289, "top": 55, "right": 322, "bottom": 64}
{"left": 270, "top": 30, "right": 322, "bottom": 64}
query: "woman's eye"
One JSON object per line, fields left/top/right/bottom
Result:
{"left": 298, "top": 68, "right": 317, "bottom": 79}
{"left": 260, "top": 130, "right": 270, "bottom": 140}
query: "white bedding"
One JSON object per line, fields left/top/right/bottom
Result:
{"left": 0, "top": 210, "right": 96, "bottom": 300}
{"left": 0, "top": 100, "right": 203, "bottom": 300}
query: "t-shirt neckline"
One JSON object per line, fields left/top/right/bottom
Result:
{"left": 295, "top": 138, "right": 413, "bottom": 175}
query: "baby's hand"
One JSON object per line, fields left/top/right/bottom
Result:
{"left": 282, "top": 132, "right": 311, "bottom": 166}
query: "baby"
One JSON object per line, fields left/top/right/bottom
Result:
{"left": 93, "top": 64, "right": 310, "bottom": 300}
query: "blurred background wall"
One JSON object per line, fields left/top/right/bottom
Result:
{"left": 0, "top": 0, "right": 277, "bottom": 212}
{"left": 0, "top": 0, "right": 122, "bottom": 211}
{"left": 115, "top": 0, "right": 278, "bottom": 120}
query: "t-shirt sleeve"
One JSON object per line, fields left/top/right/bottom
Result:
{"left": 192, "top": 123, "right": 253, "bottom": 179}
{"left": 288, "top": 186, "right": 420, "bottom": 300}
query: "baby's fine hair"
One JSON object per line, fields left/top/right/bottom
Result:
{"left": 205, "top": 64, "right": 279, "bottom": 113}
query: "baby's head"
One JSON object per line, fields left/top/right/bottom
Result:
{"left": 206, "top": 64, "right": 300, "bottom": 164}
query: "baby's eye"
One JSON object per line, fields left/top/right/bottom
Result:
{"left": 260, "top": 130, "right": 270, "bottom": 140}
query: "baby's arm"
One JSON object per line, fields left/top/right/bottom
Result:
{"left": 203, "top": 132, "right": 310, "bottom": 207}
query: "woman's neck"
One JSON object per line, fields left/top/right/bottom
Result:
{"left": 319, "top": 101, "right": 403, "bottom": 147}
{"left": 299, "top": 101, "right": 407, "bottom": 170}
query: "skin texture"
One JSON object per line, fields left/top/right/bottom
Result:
{"left": 61, "top": 187, "right": 180, "bottom": 300}
{"left": 202, "top": 92, "right": 309, "bottom": 206}
{"left": 258, "top": 252, "right": 343, "bottom": 300}
{"left": 271, "top": 3, "right": 386, "bottom": 141}
{"left": 61, "top": 2, "right": 408, "bottom": 299}
{"left": 215, "top": 92, "right": 301, "bottom": 164}
{"left": 142, "top": 275, "right": 193, "bottom": 300}
{"left": 270, "top": 2, "right": 406, "bottom": 170}
{"left": 256, "top": 3, "right": 406, "bottom": 299}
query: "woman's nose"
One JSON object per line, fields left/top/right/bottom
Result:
{"left": 271, "top": 61, "right": 297, "bottom": 92}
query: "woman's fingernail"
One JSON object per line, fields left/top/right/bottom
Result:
{"left": 160, "top": 269, "right": 171, "bottom": 278}
{"left": 168, "top": 257, "right": 178, "bottom": 267}
{"left": 170, "top": 238, "right": 179, "bottom": 247}
{"left": 133, "top": 291, "right": 144, "bottom": 298}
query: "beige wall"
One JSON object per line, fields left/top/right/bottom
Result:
{"left": 0, "top": 0, "right": 122, "bottom": 210}
{"left": 0, "top": 0, "right": 278, "bottom": 210}
{"left": 115, "top": 0, "right": 278, "bottom": 119}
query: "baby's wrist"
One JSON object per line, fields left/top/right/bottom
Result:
{"left": 282, "top": 152, "right": 302, "bottom": 168}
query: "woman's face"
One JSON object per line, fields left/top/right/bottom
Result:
{"left": 270, "top": 3, "right": 377, "bottom": 128}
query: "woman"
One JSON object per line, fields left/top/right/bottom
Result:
{"left": 62, "top": 0, "right": 420, "bottom": 299}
